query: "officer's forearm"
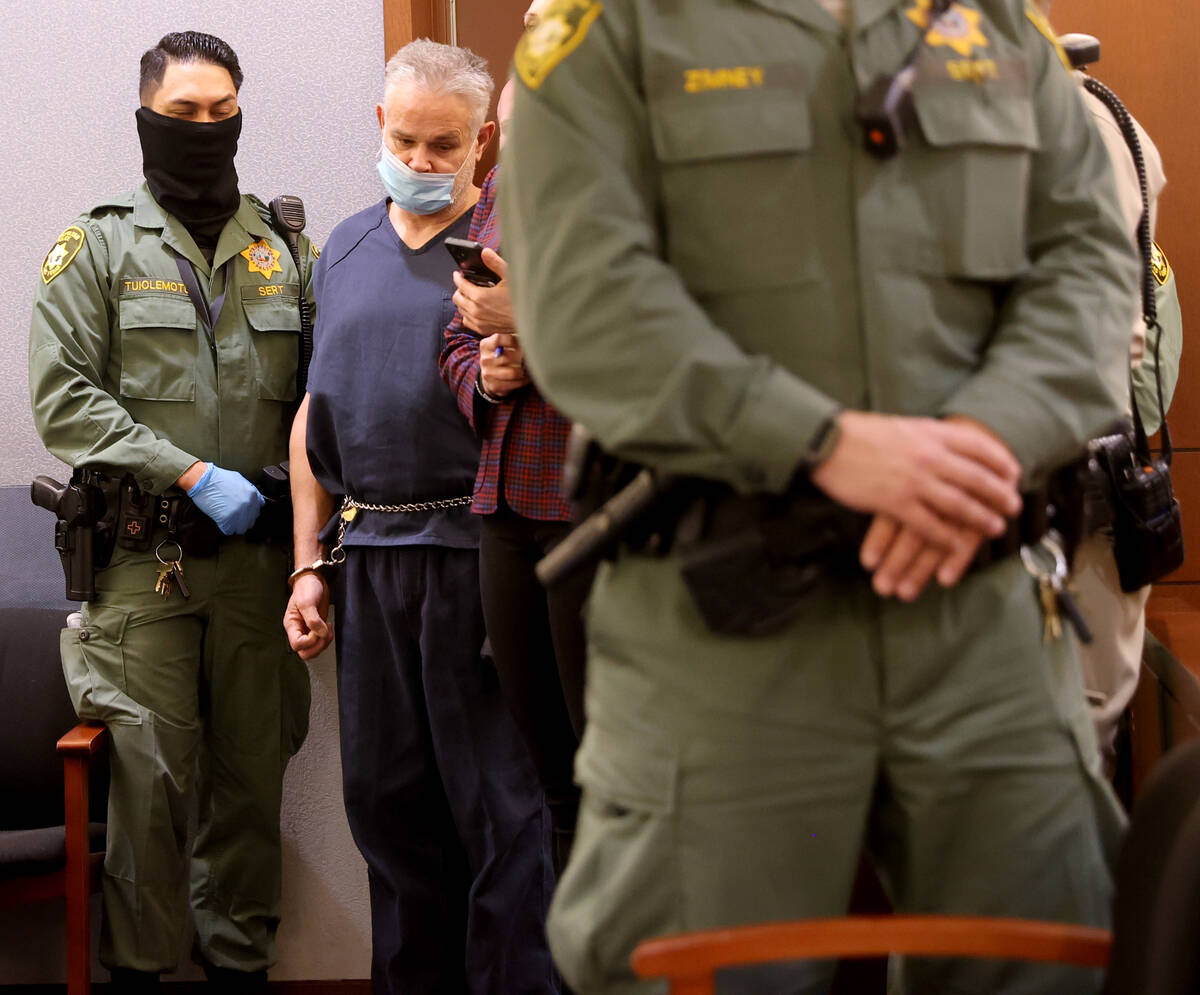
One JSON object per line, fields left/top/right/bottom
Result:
{"left": 289, "top": 393, "right": 334, "bottom": 564}
{"left": 29, "top": 341, "right": 198, "bottom": 494}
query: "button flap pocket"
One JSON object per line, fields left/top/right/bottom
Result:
{"left": 82, "top": 602, "right": 129, "bottom": 643}
{"left": 650, "top": 93, "right": 812, "bottom": 164}
{"left": 577, "top": 722, "right": 676, "bottom": 814}
{"left": 244, "top": 299, "right": 301, "bottom": 334}
{"left": 118, "top": 295, "right": 196, "bottom": 331}
{"left": 913, "top": 85, "right": 1039, "bottom": 151}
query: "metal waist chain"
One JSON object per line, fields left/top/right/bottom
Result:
{"left": 327, "top": 493, "right": 473, "bottom": 564}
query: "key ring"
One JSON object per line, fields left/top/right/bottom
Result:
{"left": 1019, "top": 532, "right": 1067, "bottom": 585}
{"left": 155, "top": 539, "right": 183, "bottom": 565}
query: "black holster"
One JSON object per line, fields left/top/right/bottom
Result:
{"left": 673, "top": 490, "right": 868, "bottom": 637}
{"left": 30, "top": 469, "right": 117, "bottom": 602}
{"left": 1091, "top": 432, "right": 1184, "bottom": 591}
{"left": 244, "top": 463, "right": 293, "bottom": 547}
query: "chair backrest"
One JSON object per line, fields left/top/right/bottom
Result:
{"left": 632, "top": 916, "right": 1111, "bottom": 995}
{"left": 0, "top": 483, "right": 107, "bottom": 829}
{"left": 634, "top": 742, "right": 1200, "bottom": 995}
{"left": 1105, "top": 738, "right": 1200, "bottom": 995}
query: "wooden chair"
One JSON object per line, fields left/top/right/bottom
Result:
{"left": 632, "top": 915, "right": 1110, "bottom": 995}
{"left": 0, "top": 722, "right": 108, "bottom": 995}
{"left": 634, "top": 740, "right": 1200, "bottom": 995}
{"left": 0, "top": 484, "right": 109, "bottom": 994}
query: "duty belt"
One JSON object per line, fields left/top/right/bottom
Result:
{"left": 117, "top": 482, "right": 222, "bottom": 558}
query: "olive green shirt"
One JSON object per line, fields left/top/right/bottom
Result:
{"left": 502, "top": 0, "right": 1139, "bottom": 493}
{"left": 29, "top": 183, "right": 316, "bottom": 494}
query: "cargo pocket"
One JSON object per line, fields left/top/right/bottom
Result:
{"left": 549, "top": 721, "right": 680, "bottom": 992}
{"left": 244, "top": 297, "right": 301, "bottom": 402}
{"left": 649, "top": 92, "right": 819, "bottom": 294}
{"left": 61, "top": 604, "right": 140, "bottom": 726}
{"left": 908, "top": 84, "right": 1039, "bottom": 279}
{"left": 118, "top": 296, "right": 198, "bottom": 401}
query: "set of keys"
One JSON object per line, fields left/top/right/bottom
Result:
{"left": 1020, "top": 533, "right": 1092, "bottom": 646}
{"left": 153, "top": 541, "right": 191, "bottom": 600}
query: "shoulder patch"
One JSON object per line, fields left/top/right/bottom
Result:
{"left": 41, "top": 226, "right": 87, "bottom": 285}
{"left": 1152, "top": 242, "right": 1172, "bottom": 286}
{"left": 1024, "top": 3, "right": 1071, "bottom": 71}
{"left": 311, "top": 242, "right": 321, "bottom": 260}
{"left": 515, "top": 0, "right": 603, "bottom": 91}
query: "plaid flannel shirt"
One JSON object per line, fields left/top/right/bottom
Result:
{"left": 439, "top": 166, "right": 573, "bottom": 521}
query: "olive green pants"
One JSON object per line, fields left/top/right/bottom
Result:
{"left": 548, "top": 556, "right": 1125, "bottom": 995}
{"left": 60, "top": 538, "right": 310, "bottom": 974}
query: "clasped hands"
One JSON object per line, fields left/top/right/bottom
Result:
{"left": 452, "top": 251, "right": 1019, "bottom": 600}
{"left": 451, "top": 247, "right": 531, "bottom": 398}
{"left": 811, "top": 411, "right": 1023, "bottom": 602}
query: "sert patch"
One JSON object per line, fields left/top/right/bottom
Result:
{"left": 515, "top": 0, "right": 603, "bottom": 91}
{"left": 241, "top": 239, "right": 283, "bottom": 279}
{"left": 1152, "top": 242, "right": 1172, "bottom": 286}
{"left": 42, "top": 226, "right": 86, "bottom": 285}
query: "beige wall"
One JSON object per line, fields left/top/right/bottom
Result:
{"left": 0, "top": 0, "right": 382, "bottom": 981}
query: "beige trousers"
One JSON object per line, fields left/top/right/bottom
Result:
{"left": 1072, "top": 533, "right": 1151, "bottom": 772}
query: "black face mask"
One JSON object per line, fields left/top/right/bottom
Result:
{"left": 136, "top": 106, "right": 242, "bottom": 248}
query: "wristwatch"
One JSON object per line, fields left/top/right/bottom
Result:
{"left": 805, "top": 410, "right": 843, "bottom": 466}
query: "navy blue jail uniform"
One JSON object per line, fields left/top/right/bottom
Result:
{"left": 306, "top": 200, "right": 557, "bottom": 995}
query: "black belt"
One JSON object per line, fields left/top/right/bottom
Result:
{"left": 116, "top": 481, "right": 223, "bottom": 557}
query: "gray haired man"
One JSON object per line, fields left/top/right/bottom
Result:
{"left": 283, "top": 39, "right": 557, "bottom": 994}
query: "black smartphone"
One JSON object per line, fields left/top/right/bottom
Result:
{"left": 445, "top": 237, "right": 500, "bottom": 287}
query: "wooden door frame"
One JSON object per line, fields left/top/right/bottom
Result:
{"left": 383, "top": 0, "right": 452, "bottom": 59}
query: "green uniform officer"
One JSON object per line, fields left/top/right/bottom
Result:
{"left": 27, "top": 32, "right": 313, "bottom": 990}
{"left": 502, "top": 1, "right": 1139, "bottom": 993}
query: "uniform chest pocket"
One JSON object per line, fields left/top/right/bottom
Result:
{"left": 907, "top": 85, "right": 1040, "bottom": 279}
{"left": 244, "top": 297, "right": 301, "bottom": 402}
{"left": 648, "top": 93, "right": 819, "bottom": 294}
{"left": 118, "top": 296, "right": 197, "bottom": 401}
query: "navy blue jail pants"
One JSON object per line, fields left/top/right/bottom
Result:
{"left": 333, "top": 544, "right": 558, "bottom": 995}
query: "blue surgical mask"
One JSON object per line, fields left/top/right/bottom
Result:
{"left": 377, "top": 141, "right": 473, "bottom": 215}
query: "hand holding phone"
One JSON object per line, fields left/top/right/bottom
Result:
{"left": 446, "top": 237, "right": 501, "bottom": 287}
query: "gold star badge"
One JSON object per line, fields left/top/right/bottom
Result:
{"left": 240, "top": 239, "right": 283, "bottom": 279}
{"left": 515, "top": 0, "right": 603, "bottom": 91}
{"left": 906, "top": 0, "right": 935, "bottom": 29}
{"left": 907, "top": 1, "right": 990, "bottom": 57}
{"left": 42, "top": 226, "right": 86, "bottom": 285}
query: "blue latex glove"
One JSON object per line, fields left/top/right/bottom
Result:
{"left": 186, "top": 463, "right": 266, "bottom": 535}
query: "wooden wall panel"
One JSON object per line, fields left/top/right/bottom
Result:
{"left": 454, "top": 0, "right": 531, "bottom": 181}
{"left": 383, "top": 0, "right": 451, "bottom": 62}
